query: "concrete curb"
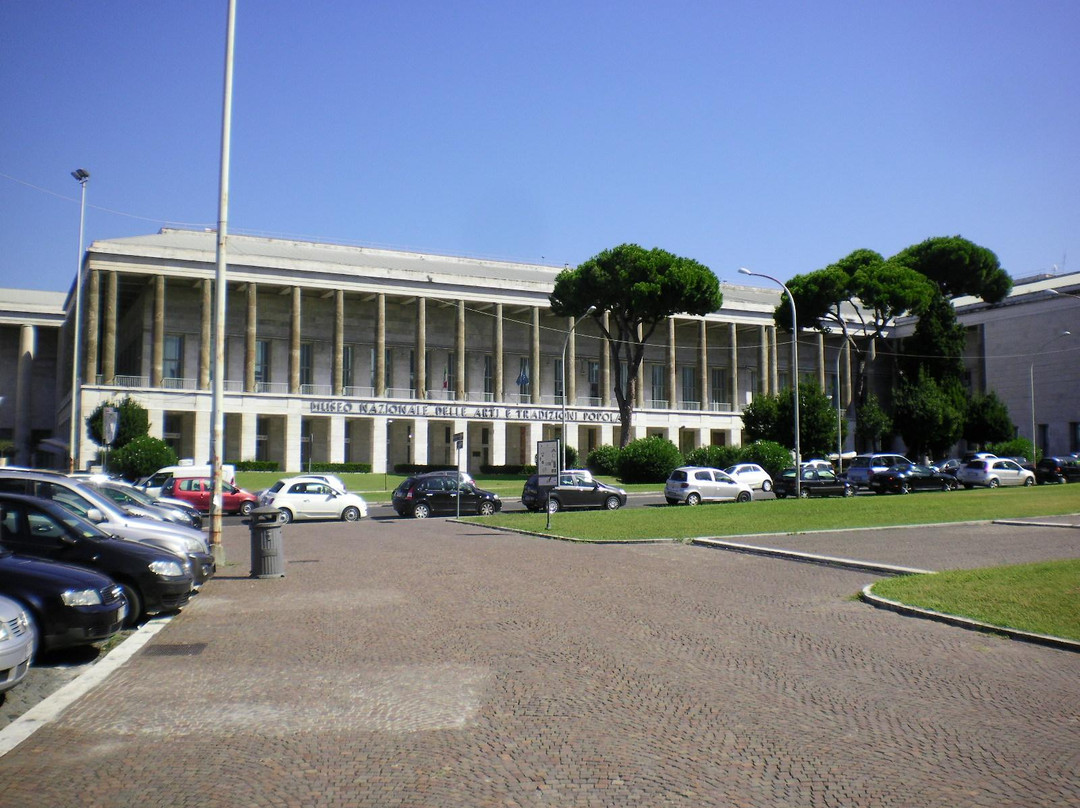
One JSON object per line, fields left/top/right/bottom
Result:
{"left": 690, "top": 537, "right": 934, "bottom": 576}
{"left": 0, "top": 615, "right": 174, "bottom": 758}
{"left": 860, "top": 585, "right": 1080, "bottom": 653}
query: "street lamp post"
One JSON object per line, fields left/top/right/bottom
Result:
{"left": 740, "top": 268, "right": 800, "bottom": 497}
{"left": 1030, "top": 330, "right": 1071, "bottom": 461}
{"left": 560, "top": 305, "right": 596, "bottom": 473}
{"left": 69, "top": 168, "right": 90, "bottom": 471}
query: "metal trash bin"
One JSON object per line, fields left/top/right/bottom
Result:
{"left": 249, "top": 506, "right": 286, "bottom": 578}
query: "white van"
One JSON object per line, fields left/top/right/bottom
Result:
{"left": 138, "top": 462, "right": 236, "bottom": 498}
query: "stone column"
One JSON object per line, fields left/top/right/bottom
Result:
{"left": 456, "top": 300, "right": 466, "bottom": 400}
{"left": 151, "top": 276, "right": 165, "bottom": 387}
{"left": 667, "top": 317, "right": 677, "bottom": 408}
{"left": 289, "top": 286, "right": 301, "bottom": 394}
{"left": 333, "top": 290, "right": 344, "bottom": 396}
{"left": 758, "top": 325, "right": 769, "bottom": 397}
{"left": 85, "top": 269, "right": 100, "bottom": 384}
{"left": 491, "top": 421, "right": 506, "bottom": 466}
{"left": 284, "top": 412, "right": 302, "bottom": 472}
{"left": 371, "top": 417, "right": 388, "bottom": 474}
{"left": 601, "top": 312, "right": 611, "bottom": 408}
{"left": 240, "top": 412, "right": 258, "bottom": 461}
{"left": 200, "top": 278, "right": 212, "bottom": 390}
{"left": 531, "top": 306, "right": 540, "bottom": 405}
{"left": 817, "top": 332, "right": 826, "bottom": 388}
{"left": 699, "top": 319, "right": 708, "bottom": 410}
{"left": 768, "top": 325, "right": 779, "bottom": 395}
{"left": 329, "top": 416, "right": 345, "bottom": 464}
{"left": 375, "top": 293, "right": 386, "bottom": 397}
{"left": 416, "top": 297, "right": 427, "bottom": 399}
{"left": 494, "top": 303, "right": 504, "bottom": 402}
{"left": 101, "top": 270, "right": 117, "bottom": 384}
{"left": 410, "top": 417, "right": 429, "bottom": 466}
{"left": 13, "top": 325, "right": 35, "bottom": 466}
{"left": 729, "top": 323, "right": 739, "bottom": 409}
{"left": 244, "top": 283, "right": 257, "bottom": 392}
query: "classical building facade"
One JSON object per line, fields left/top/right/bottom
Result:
{"left": 4, "top": 229, "right": 1076, "bottom": 471}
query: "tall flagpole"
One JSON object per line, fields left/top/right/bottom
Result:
{"left": 210, "top": 0, "right": 237, "bottom": 561}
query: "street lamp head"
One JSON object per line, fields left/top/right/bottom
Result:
{"left": 738, "top": 267, "right": 752, "bottom": 276}
{"left": 585, "top": 304, "right": 597, "bottom": 315}
{"left": 71, "top": 168, "right": 90, "bottom": 182}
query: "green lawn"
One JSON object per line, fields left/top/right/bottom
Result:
{"left": 869, "top": 559, "right": 1080, "bottom": 641}
{"left": 464, "top": 484, "right": 1080, "bottom": 541}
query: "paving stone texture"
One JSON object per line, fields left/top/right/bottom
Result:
{"left": 0, "top": 518, "right": 1077, "bottom": 807}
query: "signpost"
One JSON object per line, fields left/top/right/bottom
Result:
{"left": 537, "top": 439, "right": 560, "bottom": 530}
{"left": 454, "top": 431, "right": 464, "bottom": 520}
{"left": 102, "top": 406, "right": 118, "bottom": 472}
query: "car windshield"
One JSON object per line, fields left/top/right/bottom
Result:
{"left": 106, "top": 483, "right": 154, "bottom": 507}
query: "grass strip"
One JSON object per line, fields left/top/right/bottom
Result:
{"left": 869, "top": 559, "right": 1080, "bottom": 641}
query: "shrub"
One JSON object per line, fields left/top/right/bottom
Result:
{"left": 307, "top": 462, "right": 372, "bottom": 473}
{"left": 479, "top": 464, "right": 532, "bottom": 475}
{"left": 563, "top": 445, "right": 579, "bottom": 470}
{"left": 231, "top": 460, "right": 280, "bottom": 472}
{"left": 586, "top": 445, "right": 621, "bottom": 477}
{"left": 86, "top": 396, "right": 150, "bottom": 450}
{"left": 743, "top": 440, "right": 793, "bottom": 481}
{"left": 395, "top": 464, "right": 458, "bottom": 475}
{"left": 108, "top": 435, "right": 177, "bottom": 481}
{"left": 684, "top": 444, "right": 744, "bottom": 469}
{"left": 985, "top": 437, "right": 1039, "bottom": 464}
{"left": 617, "top": 436, "right": 683, "bottom": 484}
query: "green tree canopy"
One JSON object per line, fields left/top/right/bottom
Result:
{"left": 86, "top": 396, "right": 150, "bottom": 450}
{"left": 892, "top": 236, "right": 1012, "bottom": 302}
{"left": 855, "top": 392, "right": 891, "bottom": 452}
{"left": 964, "top": 392, "right": 1014, "bottom": 449}
{"left": 892, "top": 370, "right": 966, "bottom": 460}
{"left": 551, "top": 244, "right": 722, "bottom": 446}
{"left": 741, "top": 381, "right": 839, "bottom": 459}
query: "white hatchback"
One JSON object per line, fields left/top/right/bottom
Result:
{"left": 956, "top": 458, "right": 1036, "bottom": 489}
{"left": 665, "top": 466, "right": 753, "bottom": 505}
{"left": 724, "top": 463, "right": 774, "bottom": 492}
{"left": 260, "top": 476, "right": 368, "bottom": 523}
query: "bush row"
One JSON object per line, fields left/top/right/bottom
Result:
{"left": 585, "top": 438, "right": 793, "bottom": 484}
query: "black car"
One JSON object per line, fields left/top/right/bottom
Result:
{"left": 391, "top": 472, "right": 502, "bottom": 519}
{"left": 0, "top": 493, "right": 194, "bottom": 627}
{"left": 869, "top": 463, "right": 958, "bottom": 494}
{"left": 521, "top": 470, "right": 627, "bottom": 513}
{"left": 932, "top": 458, "right": 963, "bottom": 476}
{"left": 0, "top": 550, "right": 127, "bottom": 653}
{"left": 1035, "top": 456, "right": 1080, "bottom": 484}
{"left": 773, "top": 468, "right": 855, "bottom": 498}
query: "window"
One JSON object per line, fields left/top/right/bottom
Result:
{"left": 163, "top": 413, "right": 182, "bottom": 456}
{"left": 1071, "top": 422, "right": 1080, "bottom": 453}
{"left": 300, "top": 342, "right": 314, "bottom": 388}
{"left": 255, "top": 340, "right": 270, "bottom": 386}
{"left": 409, "top": 350, "right": 416, "bottom": 394}
{"left": 370, "top": 347, "right": 394, "bottom": 389}
{"left": 483, "top": 355, "right": 494, "bottom": 400}
{"left": 446, "top": 352, "right": 456, "bottom": 393}
{"left": 342, "top": 344, "right": 354, "bottom": 389}
{"left": 163, "top": 334, "right": 184, "bottom": 380}
{"left": 651, "top": 364, "right": 666, "bottom": 404}
{"left": 680, "top": 365, "right": 697, "bottom": 406}
{"left": 711, "top": 368, "right": 728, "bottom": 407}
{"left": 554, "top": 358, "right": 564, "bottom": 402}
{"left": 588, "top": 361, "right": 600, "bottom": 399}
{"left": 255, "top": 416, "right": 269, "bottom": 461}
{"left": 516, "top": 357, "right": 531, "bottom": 396}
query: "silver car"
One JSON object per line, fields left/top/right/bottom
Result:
{"left": 956, "top": 458, "right": 1036, "bottom": 488}
{"left": 0, "top": 594, "right": 35, "bottom": 693}
{"left": 665, "top": 466, "right": 753, "bottom": 505}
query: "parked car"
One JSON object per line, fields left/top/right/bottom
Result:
{"left": 521, "top": 470, "right": 627, "bottom": 512}
{"left": 932, "top": 458, "right": 963, "bottom": 476}
{"left": 258, "top": 476, "right": 368, "bottom": 523}
{"left": 0, "top": 552, "right": 125, "bottom": 654}
{"left": 868, "top": 463, "right": 957, "bottom": 494}
{"left": 1035, "top": 456, "right": 1080, "bottom": 484}
{"left": 391, "top": 473, "right": 501, "bottom": 518}
{"left": 135, "top": 463, "right": 236, "bottom": 499}
{"left": 724, "top": 463, "right": 774, "bottom": 492}
{"left": 664, "top": 467, "right": 753, "bottom": 505}
{"left": 774, "top": 467, "right": 856, "bottom": 498}
{"left": 0, "top": 593, "right": 35, "bottom": 691}
{"left": 0, "top": 493, "right": 194, "bottom": 627}
{"left": 0, "top": 470, "right": 214, "bottom": 588}
{"left": 800, "top": 459, "right": 835, "bottom": 473}
{"left": 84, "top": 478, "right": 203, "bottom": 529}
{"left": 161, "top": 476, "right": 258, "bottom": 516}
{"left": 845, "top": 453, "right": 913, "bottom": 488}
{"left": 955, "top": 458, "right": 1036, "bottom": 489}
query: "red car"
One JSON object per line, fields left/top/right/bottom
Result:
{"left": 161, "top": 476, "right": 258, "bottom": 515}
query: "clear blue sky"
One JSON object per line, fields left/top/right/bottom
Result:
{"left": 2, "top": 1, "right": 1078, "bottom": 294}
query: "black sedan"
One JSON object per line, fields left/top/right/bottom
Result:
{"left": 774, "top": 468, "right": 855, "bottom": 498}
{"left": 522, "top": 470, "right": 628, "bottom": 513}
{"left": 0, "top": 493, "right": 194, "bottom": 627}
{"left": 0, "top": 551, "right": 126, "bottom": 653}
{"left": 869, "top": 464, "right": 957, "bottom": 494}
{"left": 391, "top": 473, "right": 502, "bottom": 519}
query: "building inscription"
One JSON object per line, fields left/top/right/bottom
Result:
{"left": 309, "top": 399, "right": 619, "bottom": 423}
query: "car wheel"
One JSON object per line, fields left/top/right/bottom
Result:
{"left": 478, "top": 500, "right": 496, "bottom": 516}
{"left": 988, "top": 478, "right": 999, "bottom": 489}
{"left": 341, "top": 506, "right": 361, "bottom": 522}
{"left": 546, "top": 498, "right": 560, "bottom": 514}
{"left": 798, "top": 487, "right": 810, "bottom": 498}
{"left": 239, "top": 501, "right": 254, "bottom": 517}
{"left": 686, "top": 492, "right": 701, "bottom": 506}
{"left": 761, "top": 480, "right": 772, "bottom": 492}
{"left": 775, "top": 491, "right": 787, "bottom": 499}
{"left": 604, "top": 495, "right": 622, "bottom": 510}
{"left": 736, "top": 491, "right": 751, "bottom": 503}
{"left": 900, "top": 482, "right": 911, "bottom": 494}
{"left": 118, "top": 582, "right": 143, "bottom": 629}
{"left": 278, "top": 508, "right": 293, "bottom": 524}
{"left": 665, "top": 497, "right": 679, "bottom": 505}
{"left": 842, "top": 486, "right": 855, "bottom": 497}
{"left": 941, "top": 480, "right": 952, "bottom": 492}
{"left": 413, "top": 502, "right": 431, "bottom": 519}
{"left": 1023, "top": 476, "right": 1035, "bottom": 487}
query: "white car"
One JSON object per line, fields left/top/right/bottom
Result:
{"left": 956, "top": 458, "right": 1036, "bottom": 489}
{"left": 259, "top": 476, "right": 368, "bottom": 523}
{"left": 724, "top": 463, "right": 773, "bottom": 492}
{"left": 0, "top": 595, "right": 34, "bottom": 693}
{"left": 665, "top": 466, "right": 753, "bottom": 505}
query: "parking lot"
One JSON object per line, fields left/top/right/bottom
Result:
{"left": 0, "top": 516, "right": 1077, "bottom": 807}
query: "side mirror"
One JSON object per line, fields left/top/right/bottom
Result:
{"left": 86, "top": 507, "right": 105, "bottom": 523}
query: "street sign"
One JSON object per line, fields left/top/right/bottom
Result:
{"left": 537, "top": 439, "right": 559, "bottom": 488}
{"left": 453, "top": 431, "right": 464, "bottom": 449}
{"left": 103, "top": 407, "right": 119, "bottom": 446}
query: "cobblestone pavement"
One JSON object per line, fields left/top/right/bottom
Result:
{"left": 0, "top": 518, "right": 1077, "bottom": 807}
